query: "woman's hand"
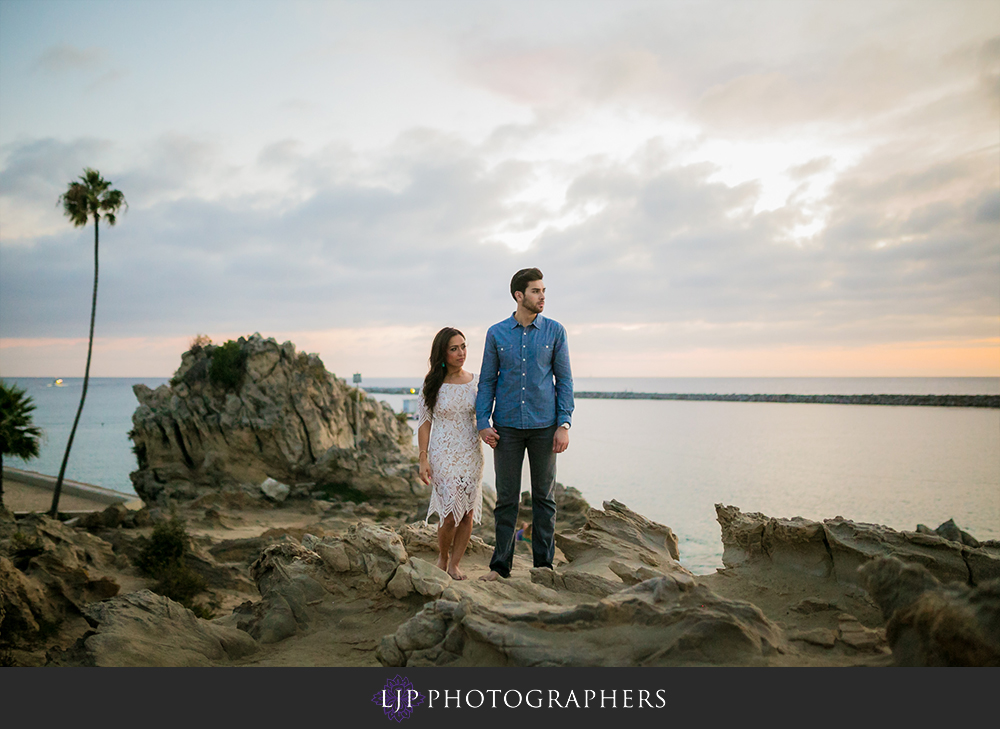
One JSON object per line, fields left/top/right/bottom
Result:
{"left": 417, "top": 421, "right": 432, "bottom": 484}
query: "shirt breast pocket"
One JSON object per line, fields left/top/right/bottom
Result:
{"left": 498, "top": 345, "right": 518, "bottom": 370}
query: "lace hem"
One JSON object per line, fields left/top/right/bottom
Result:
{"left": 425, "top": 478, "right": 483, "bottom": 525}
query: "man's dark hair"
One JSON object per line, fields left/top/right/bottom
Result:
{"left": 510, "top": 267, "right": 544, "bottom": 301}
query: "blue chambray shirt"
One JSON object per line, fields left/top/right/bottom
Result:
{"left": 476, "top": 313, "right": 574, "bottom": 431}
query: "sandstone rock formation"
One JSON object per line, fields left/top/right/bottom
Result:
{"left": 375, "top": 501, "right": 798, "bottom": 666}
{"left": 219, "top": 501, "right": 694, "bottom": 658}
{"left": 129, "top": 334, "right": 422, "bottom": 505}
{"left": 553, "top": 499, "right": 689, "bottom": 584}
{"left": 48, "top": 590, "right": 258, "bottom": 667}
{"left": 0, "top": 512, "right": 122, "bottom": 645}
{"left": 7, "top": 493, "right": 994, "bottom": 667}
{"left": 230, "top": 542, "right": 329, "bottom": 643}
{"left": 859, "top": 557, "right": 1000, "bottom": 666}
{"left": 716, "top": 505, "right": 1000, "bottom": 587}
{"left": 377, "top": 573, "right": 787, "bottom": 667}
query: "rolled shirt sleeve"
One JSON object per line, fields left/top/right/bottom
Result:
{"left": 552, "top": 322, "right": 574, "bottom": 427}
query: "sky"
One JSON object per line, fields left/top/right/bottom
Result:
{"left": 0, "top": 0, "right": 998, "bottom": 379}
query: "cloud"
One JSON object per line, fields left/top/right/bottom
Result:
{"left": 31, "top": 44, "right": 107, "bottom": 74}
{"left": 787, "top": 157, "right": 835, "bottom": 181}
{"left": 1, "top": 1, "right": 996, "bottom": 375}
{"left": 1, "top": 111, "right": 995, "bottom": 362}
{"left": 85, "top": 68, "right": 128, "bottom": 94}
{"left": 0, "top": 137, "right": 117, "bottom": 241}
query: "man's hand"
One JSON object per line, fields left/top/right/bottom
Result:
{"left": 553, "top": 426, "right": 569, "bottom": 453}
{"left": 479, "top": 427, "right": 499, "bottom": 449}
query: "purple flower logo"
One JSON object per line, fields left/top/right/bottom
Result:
{"left": 372, "top": 675, "right": 425, "bottom": 722}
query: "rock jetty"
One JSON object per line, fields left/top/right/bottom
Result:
{"left": 129, "top": 333, "right": 422, "bottom": 505}
{"left": 570, "top": 392, "right": 1000, "bottom": 407}
{"left": 364, "top": 387, "right": 1000, "bottom": 408}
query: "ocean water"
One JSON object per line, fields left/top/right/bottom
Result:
{"left": 4, "top": 377, "right": 169, "bottom": 496}
{"left": 5, "top": 376, "right": 999, "bottom": 574}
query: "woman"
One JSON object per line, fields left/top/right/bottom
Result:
{"left": 417, "top": 327, "right": 484, "bottom": 580}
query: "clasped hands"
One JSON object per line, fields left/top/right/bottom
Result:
{"left": 479, "top": 428, "right": 499, "bottom": 449}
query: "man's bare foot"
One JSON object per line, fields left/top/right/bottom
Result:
{"left": 447, "top": 567, "right": 467, "bottom": 581}
{"left": 478, "top": 570, "right": 503, "bottom": 582}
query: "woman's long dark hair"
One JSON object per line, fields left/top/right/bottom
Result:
{"left": 422, "top": 327, "right": 464, "bottom": 415}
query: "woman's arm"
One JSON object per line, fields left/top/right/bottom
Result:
{"left": 418, "top": 420, "right": 431, "bottom": 485}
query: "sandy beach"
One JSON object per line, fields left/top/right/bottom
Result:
{"left": 2, "top": 467, "right": 142, "bottom": 514}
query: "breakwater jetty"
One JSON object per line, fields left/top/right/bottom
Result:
{"left": 361, "top": 387, "right": 999, "bottom": 408}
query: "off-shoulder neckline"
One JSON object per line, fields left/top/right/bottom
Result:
{"left": 441, "top": 372, "right": 477, "bottom": 385}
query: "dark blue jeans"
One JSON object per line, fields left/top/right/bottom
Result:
{"left": 488, "top": 424, "right": 558, "bottom": 577}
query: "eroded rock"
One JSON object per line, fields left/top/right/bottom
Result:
{"left": 0, "top": 514, "right": 122, "bottom": 644}
{"left": 235, "top": 542, "right": 327, "bottom": 643}
{"left": 379, "top": 572, "right": 787, "bottom": 667}
{"left": 859, "top": 556, "right": 1000, "bottom": 666}
{"left": 60, "top": 589, "right": 259, "bottom": 666}
{"left": 129, "top": 334, "right": 422, "bottom": 505}
{"left": 716, "top": 505, "right": 1000, "bottom": 588}
{"left": 552, "top": 500, "right": 691, "bottom": 589}
{"left": 387, "top": 557, "right": 451, "bottom": 599}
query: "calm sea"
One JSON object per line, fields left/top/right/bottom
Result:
{"left": 6, "top": 376, "right": 999, "bottom": 575}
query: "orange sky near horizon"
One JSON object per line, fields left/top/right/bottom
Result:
{"left": 2, "top": 331, "right": 998, "bottom": 380}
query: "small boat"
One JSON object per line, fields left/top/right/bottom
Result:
{"left": 49, "top": 378, "right": 65, "bottom": 387}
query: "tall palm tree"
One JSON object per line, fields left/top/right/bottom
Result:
{"left": 50, "top": 168, "right": 127, "bottom": 517}
{"left": 0, "top": 380, "right": 44, "bottom": 510}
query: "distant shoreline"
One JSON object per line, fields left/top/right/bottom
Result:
{"left": 362, "top": 387, "right": 1000, "bottom": 408}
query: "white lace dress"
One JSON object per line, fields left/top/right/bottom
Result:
{"left": 418, "top": 374, "right": 484, "bottom": 525}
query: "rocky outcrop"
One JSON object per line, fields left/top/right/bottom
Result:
{"left": 231, "top": 542, "right": 328, "bottom": 643}
{"left": 225, "top": 503, "right": 682, "bottom": 647}
{"left": 374, "top": 503, "right": 795, "bottom": 667}
{"left": 0, "top": 513, "right": 122, "bottom": 645}
{"left": 716, "top": 505, "right": 1000, "bottom": 587}
{"left": 859, "top": 557, "right": 1000, "bottom": 666}
{"left": 228, "top": 523, "right": 445, "bottom": 643}
{"left": 129, "top": 334, "right": 422, "bottom": 505}
{"left": 377, "top": 573, "right": 787, "bottom": 667}
{"left": 553, "top": 500, "right": 689, "bottom": 587}
{"left": 47, "top": 590, "right": 258, "bottom": 667}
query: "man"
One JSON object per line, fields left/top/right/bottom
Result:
{"left": 476, "top": 267, "right": 574, "bottom": 581}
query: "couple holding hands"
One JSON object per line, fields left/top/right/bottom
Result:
{"left": 416, "top": 267, "right": 574, "bottom": 582}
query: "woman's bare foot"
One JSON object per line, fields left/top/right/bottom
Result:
{"left": 478, "top": 570, "right": 502, "bottom": 582}
{"left": 447, "top": 567, "right": 467, "bottom": 581}
{"left": 436, "top": 555, "right": 448, "bottom": 572}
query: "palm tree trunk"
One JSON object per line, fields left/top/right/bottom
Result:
{"left": 50, "top": 218, "right": 99, "bottom": 517}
